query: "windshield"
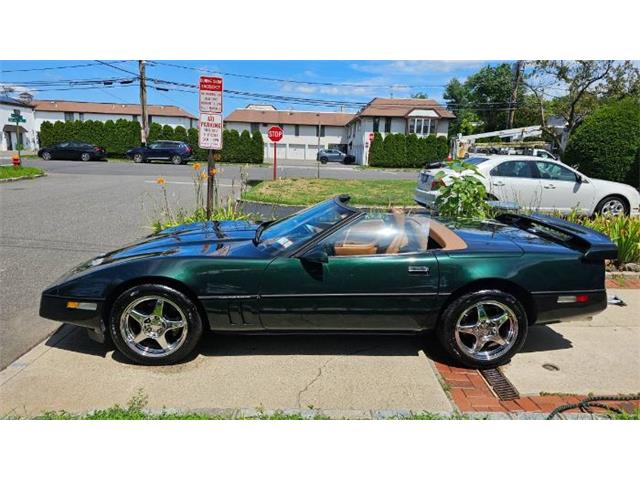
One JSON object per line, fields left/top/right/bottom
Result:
{"left": 466, "top": 156, "right": 491, "bottom": 165}
{"left": 257, "top": 199, "right": 354, "bottom": 255}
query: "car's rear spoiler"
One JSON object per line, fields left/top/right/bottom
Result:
{"left": 495, "top": 213, "right": 618, "bottom": 261}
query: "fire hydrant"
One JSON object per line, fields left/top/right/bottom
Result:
{"left": 12, "top": 155, "right": 21, "bottom": 168}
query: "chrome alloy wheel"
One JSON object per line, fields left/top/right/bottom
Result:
{"left": 600, "top": 198, "right": 625, "bottom": 216}
{"left": 454, "top": 300, "right": 519, "bottom": 362}
{"left": 120, "top": 295, "right": 188, "bottom": 358}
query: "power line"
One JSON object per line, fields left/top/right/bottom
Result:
{"left": 94, "top": 60, "right": 140, "bottom": 77}
{"left": 147, "top": 60, "right": 449, "bottom": 89}
{"left": 0, "top": 60, "right": 131, "bottom": 74}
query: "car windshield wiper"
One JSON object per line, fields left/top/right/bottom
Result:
{"left": 253, "top": 220, "right": 274, "bottom": 245}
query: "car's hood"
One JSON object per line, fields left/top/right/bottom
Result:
{"left": 589, "top": 177, "right": 640, "bottom": 197}
{"left": 87, "top": 220, "right": 263, "bottom": 267}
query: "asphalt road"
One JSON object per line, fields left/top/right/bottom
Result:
{"left": 0, "top": 158, "right": 418, "bottom": 369}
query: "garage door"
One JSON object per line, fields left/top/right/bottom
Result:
{"left": 307, "top": 145, "right": 319, "bottom": 161}
{"left": 288, "top": 144, "right": 305, "bottom": 160}
{"left": 266, "top": 143, "right": 287, "bottom": 161}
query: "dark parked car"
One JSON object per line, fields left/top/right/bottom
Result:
{"left": 126, "top": 141, "right": 193, "bottom": 165}
{"left": 317, "top": 148, "right": 355, "bottom": 164}
{"left": 38, "top": 141, "right": 106, "bottom": 161}
{"left": 40, "top": 196, "right": 616, "bottom": 367}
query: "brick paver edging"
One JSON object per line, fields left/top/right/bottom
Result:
{"left": 433, "top": 361, "right": 640, "bottom": 415}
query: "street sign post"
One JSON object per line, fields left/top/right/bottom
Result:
{"left": 198, "top": 76, "right": 223, "bottom": 218}
{"left": 267, "top": 126, "right": 284, "bottom": 180}
{"left": 8, "top": 112, "right": 27, "bottom": 161}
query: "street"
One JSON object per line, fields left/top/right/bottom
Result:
{"left": 0, "top": 158, "right": 416, "bottom": 369}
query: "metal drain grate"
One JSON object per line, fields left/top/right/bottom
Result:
{"left": 480, "top": 368, "right": 520, "bottom": 401}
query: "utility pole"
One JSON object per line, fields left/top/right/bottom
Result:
{"left": 507, "top": 60, "right": 525, "bottom": 129}
{"left": 139, "top": 60, "right": 149, "bottom": 145}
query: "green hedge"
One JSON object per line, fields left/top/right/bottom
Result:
{"left": 369, "top": 133, "right": 449, "bottom": 168}
{"left": 39, "top": 120, "right": 264, "bottom": 163}
{"left": 564, "top": 98, "right": 640, "bottom": 187}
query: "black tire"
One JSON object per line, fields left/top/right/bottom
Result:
{"left": 81, "top": 152, "right": 91, "bottom": 162}
{"left": 594, "top": 195, "right": 628, "bottom": 217}
{"left": 109, "top": 284, "right": 203, "bottom": 365}
{"left": 42, "top": 151, "right": 52, "bottom": 161}
{"left": 133, "top": 153, "right": 144, "bottom": 164}
{"left": 437, "top": 289, "right": 528, "bottom": 369}
{"left": 171, "top": 155, "right": 183, "bottom": 165}
{"left": 320, "top": 157, "right": 328, "bottom": 164}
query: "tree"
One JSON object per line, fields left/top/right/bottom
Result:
{"left": 161, "top": 124, "right": 175, "bottom": 141}
{"left": 173, "top": 125, "right": 188, "bottom": 143}
{"left": 411, "top": 92, "right": 428, "bottom": 99}
{"left": 564, "top": 98, "right": 640, "bottom": 187}
{"left": 524, "top": 61, "right": 640, "bottom": 154}
{"left": 148, "top": 123, "right": 162, "bottom": 143}
{"left": 251, "top": 130, "right": 264, "bottom": 164}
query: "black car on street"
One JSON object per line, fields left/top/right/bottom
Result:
{"left": 126, "top": 141, "right": 194, "bottom": 165}
{"left": 38, "top": 141, "right": 107, "bottom": 161}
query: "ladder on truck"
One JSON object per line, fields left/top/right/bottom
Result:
{"left": 453, "top": 125, "right": 550, "bottom": 159}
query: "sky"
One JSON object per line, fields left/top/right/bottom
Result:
{"left": 0, "top": 60, "right": 500, "bottom": 116}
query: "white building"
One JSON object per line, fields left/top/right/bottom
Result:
{"left": 32, "top": 100, "right": 197, "bottom": 131}
{"left": 225, "top": 107, "right": 354, "bottom": 162}
{"left": 1, "top": 95, "right": 38, "bottom": 152}
{"left": 225, "top": 97, "right": 455, "bottom": 165}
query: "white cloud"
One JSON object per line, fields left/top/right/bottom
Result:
{"left": 0, "top": 83, "right": 33, "bottom": 95}
{"left": 351, "top": 60, "right": 491, "bottom": 75}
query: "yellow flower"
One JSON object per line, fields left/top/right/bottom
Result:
{"left": 209, "top": 168, "right": 217, "bottom": 176}
{"left": 199, "top": 171, "right": 207, "bottom": 179}
{"left": 192, "top": 162, "right": 201, "bottom": 171}
{"left": 156, "top": 176, "right": 166, "bottom": 185}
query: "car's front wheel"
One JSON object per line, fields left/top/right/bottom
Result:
{"left": 42, "top": 151, "right": 52, "bottom": 160}
{"left": 171, "top": 155, "right": 183, "bottom": 165}
{"left": 595, "top": 195, "right": 628, "bottom": 217}
{"left": 437, "top": 289, "right": 528, "bottom": 369}
{"left": 320, "top": 157, "right": 328, "bottom": 164}
{"left": 109, "top": 284, "right": 203, "bottom": 365}
{"left": 133, "top": 153, "right": 144, "bottom": 163}
{"left": 81, "top": 152, "right": 91, "bottom": 162}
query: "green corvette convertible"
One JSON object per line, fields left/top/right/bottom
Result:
{"left": 40, "top": 195, "right": 617, "bottom": 367}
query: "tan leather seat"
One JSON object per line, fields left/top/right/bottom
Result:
{"left": 428, "top": 219, "right": 467, "bottom": 251}
{"left": 334, "top": 219, "right": 384, "bottom": 256}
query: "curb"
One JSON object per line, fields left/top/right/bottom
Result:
{"left": 0, "top": 173, "right": 46, "bottom": 183}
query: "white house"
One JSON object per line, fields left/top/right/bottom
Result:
{"left": 225, "top": 97, "right": 455, "bottom": 165}
{"left": 32, "top": 100, "right": 198, "bottom": 131}
{"left": 346, "top": 98, "right": 455, "bottom": 164}
{"left": 1, "top": 95, "right": 38, "bottom": 152}
{"left": 225, "top": 107, "right": 354, "bottom": 162}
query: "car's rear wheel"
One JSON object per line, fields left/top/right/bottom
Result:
{"left": 133, "top": 153, "right": 144, "bottom": 163}
{"left": 595, "top": 195, "right": 628, "bottom": 217}
{"left": 81, "top": 152, "right": 91, "bottom": 162}
{"left": 42, "top": 151, "right": 51, "bottom": 160}
{"left": 171, "top": 155, "right": 183, "bottom": 165}
{"left": 109, "top": 284, "right": 203, "bottom": 365}
{"left": 437, "top": 289, "right": 528, "bottom": 369}
{"left": 320, "top": 157, "right": 328, "bottom": 164}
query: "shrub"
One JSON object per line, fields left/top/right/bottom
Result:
{"left": 434, "top": 160, "right": 489, "bottom": 219}
{"left": 564, "top": 98, "right": 640, "bottom": 187}
{"left": 173, "top": 125, "right": 188, "bottom": 143}
{"left": 251, "top": 129, "right": 264, "bottom": 164}
{"left": 148, "top": 123, "right": 162, "bottom": 143}
{"left": 368, "top": 132, "right": 384, "bottom": 166}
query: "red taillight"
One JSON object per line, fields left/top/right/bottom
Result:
{"left": 576, "top": 294, "right": 589, "bottom": 303}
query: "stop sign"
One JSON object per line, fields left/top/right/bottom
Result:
{"left": 267, "top": 126, "right": 284, "bottom": 142}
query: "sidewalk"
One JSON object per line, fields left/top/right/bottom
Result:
{"left": 1, "top": 289, "right": 638, "bottom": 418}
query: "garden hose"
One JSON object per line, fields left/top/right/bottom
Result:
{"left": 546, "top": 393, "right": 640, "bottom": 419}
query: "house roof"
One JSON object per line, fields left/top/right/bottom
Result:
{"left": 225, "top": 109, "right": 354, "bottom": 126}
{"left": 0, "top": 95, "right": 35, "bottom": 109}
{"left": 32, "top": 100, "right": 197, "bottom": 119}
{"left": 354, "top": 97, "right": 455, "bottom": 119}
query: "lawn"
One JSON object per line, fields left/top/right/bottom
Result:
{"left": 0, "top": 165, "right": 44, "bottom": 180}
{"left": 242, "top": 178, "right": 417, "bottom": 206}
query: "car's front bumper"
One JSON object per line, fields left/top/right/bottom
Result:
{"left": 532, "top": 289, "right": 607, "bottom": 324}
{"left": 39, "top": 293, "right": 104, "bottom": 332}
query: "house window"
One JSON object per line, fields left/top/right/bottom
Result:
{"left": 373, "top": 117, "right": 380, "bottom": 132}
{"left": 384, "top": 117, "right": 392, "bottom": 133}
{"left": 64, "top": 112, "right": 74, "bottom": 122}
{"left": 320, "top": 125, "right": 325, "bottom": 136}
{"left": 132, "top": 115, "right": 138, "bottom": 122}
{"left": 79, "top": 113, "right": 85, "bottom": 121}
{"left": 316, "top": 125, "right": 325, "bottom": 137}
{"left": 251, "top": 123, "right": 260, "bottom": 133}
{"left": 408, "top": 118, "right": 439, "bottom": 135}
{"left": 295, "top": 125, "right": 300, "bottom": 136}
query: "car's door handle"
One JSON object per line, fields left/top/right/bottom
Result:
{"left": 492, "top": 181, "right": 505, "bottom": 187}
{"left": 408, "top": 266, "right": 430, "bottom": 275}
{"left": 543, "top": 184, "right": 556, "bottom": 189}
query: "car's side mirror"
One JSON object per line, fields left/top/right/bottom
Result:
{"left": 300, "top": 244, "right": 329, "bottom": 264}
